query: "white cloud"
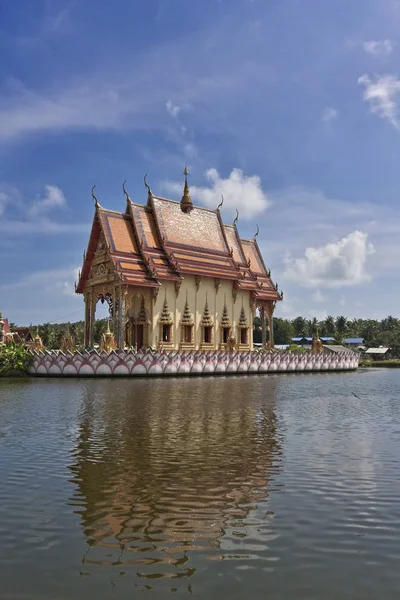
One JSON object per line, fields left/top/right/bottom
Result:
{"left": 363, "top": 39, "right": 396, "bottom": 57}
{"left": 283, "top": 231, "right": 375, "bottom": 288}
{"left": 163, "top": 168, "right": 269, "bottom": 219}
{"left": 312, "top": 290, "right": 325, "bottom": 303}
{"left": 0, "top": 192, "right": 8, "bottom": 216}
{"left": 358, "top": 73, "right": 400, "bottom": 129}
{"left": 28, "top": 185, "right": 66, "bottom": 218}
{"left": 0, "top": 183, "right": 88, "bottom": 235}
{"left": 0, "top": 267, "right": 82, "bottom": 324}
{"left": 321, "top": 107, "right": 338, "bottom": 123}
{"left": 166, "top": 100, "right": 181, "bottom": 118}
{"left": 0, "top": 267, "right": 79, "bottom": 296}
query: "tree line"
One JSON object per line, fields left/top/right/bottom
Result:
{"left": 8, "top": 314, "right": 400, "bottom": 354}
{"left": 255, "top": 315, "right": 400, "bottom": 353}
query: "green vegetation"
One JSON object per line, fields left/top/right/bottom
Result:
{"left": 285, "top": 344, "right": 307, "bottom": 353}
{"left": 253, "top": 315, "right": 400, "bottom": 356}
{"left": 0, "top": 344, "right": 33, "bottom": 376}
{"left": 5, "top": 313, "right": 400, "bottom": 356}
{"left": 361, "top": 359, "right": 400, "bottom": 368}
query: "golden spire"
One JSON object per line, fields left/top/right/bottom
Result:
{"left": 136, "top": 296, "right": 149, "bottom": 324}
{"left": 181, "top": 292, "right": 194, "bottom": 326}
{"left": 180, "top": 165, "right": 193, "bottom": 213}
{"left": 238, "top": 306, "right": 248, "bottom": 328}
{"left": 201, "top": 294, "right": 214, "bottom": 327}
{"left": 159, "top": 297, "right": 173, "bottom": 325}
{"left": 221, "top": 299, "right": 231, "bottom": 328}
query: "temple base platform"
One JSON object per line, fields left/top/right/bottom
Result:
{"left": 28, "top": 349, "right": 359, "bottom": 377}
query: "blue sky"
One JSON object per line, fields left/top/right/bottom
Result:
{"left": 1, "top": 0, "right": 400, "bottom": 324}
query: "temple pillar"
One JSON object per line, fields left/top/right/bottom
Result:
{"left": 112, "top": 284, "right": 117, "bottom": 336}
{"left": 89, "top": 292, "right": 96, "bottom": 348}
{"left": 84, "top": 294, "right": 88, "bottom": 348}
{"left": 84, "top": 291, "right": 93, "bottom": 348}
{"left": 267, "top": 301, "right": 275, "bottom": 349}
{"left": 117, "top": 286, "right": 126, "bottom": 348}
{"left": 261, "top": 305, "right": 267, "bottom": 349}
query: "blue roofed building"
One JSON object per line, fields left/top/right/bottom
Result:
{"left": 344, "top": 337, "right": 365, "bottom": 348}
{"left": 291, "top": 336, "right": 337, "bottom": 347}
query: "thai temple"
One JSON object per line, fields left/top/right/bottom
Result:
{"left": 76, "top": 169, "right": 283, "bottom": 351}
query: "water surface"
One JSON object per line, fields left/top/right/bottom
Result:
{"left": 0, "top": 370, "right": 400, "bottom": 598}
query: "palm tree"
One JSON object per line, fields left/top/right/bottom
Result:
{"left": 324, "top": 315, "right": 336, "bottom": 336}
{"left": 291, "top": 316, "right": 307, "bottom": 337}
{"left": 335, "top": 316, "right": 348, "bottom": 342}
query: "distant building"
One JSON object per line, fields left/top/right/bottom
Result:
{"left": 323, "top": 344, "right": 354, "bottom": 354}
{"left": 291, "top": 336, "right": 337, "bottom": 347}
{"left": 12, "top": 327, "right": 34, "bottom": 345}
{"left": 0, "top": 313, "right": 35, "bottom": 346}
{"left": 365, "top": 347, "right": 390, "bottom": 360}
{"left": 0, "top": 313, "right": 12, "bottom": 344}
{"left": 344, "top": 337, "right": 365, "bottom": 348}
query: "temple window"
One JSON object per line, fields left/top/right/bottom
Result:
{"left": 200, "top": 296, "right": 214, "bottom": 347}
{"left": 223, "top": 328, "right": 229, "bottom": 344}
{"left": 158, "top": 297, "right": 174, "bottom": 349}
{"left": 183, "top": 325, "right": 192, "bottom": 343}
{"left": 180, "top": 294, "right": 194, "bottom": 348}
{"left": 238, "top": 305, "right": 249, "bottom": 348}
{"left": 162, "top": 324, "right": 172, "bottom": 342}
{"left": 203, "top": 326, "right": 212, "bottom": 344}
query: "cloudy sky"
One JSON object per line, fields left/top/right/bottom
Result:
{"left": 1, "top": 0, "right": 400, "bottom": 324}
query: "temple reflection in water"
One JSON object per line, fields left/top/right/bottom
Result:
{"left": 68, "top": 377, "right": 283, "bottom": 580}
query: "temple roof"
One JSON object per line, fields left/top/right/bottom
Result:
{"left": 76, "top": 186, "right": 282, "bottom": 303}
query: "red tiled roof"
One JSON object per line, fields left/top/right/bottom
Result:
{"left": 76, "top": 194, "right": 282, "bottom": 303}
{"left": 224, "top": 225, "right": 246, "bottom": 264}
{"left": 77, "top": 208, "right": 160, "bottom": 293}
{"left": 150, "top": 197, "right": 241, "bottom": 279}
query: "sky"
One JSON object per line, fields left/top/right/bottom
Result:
{"left": 1, "top": 0, "right": 400, "bottom": 325}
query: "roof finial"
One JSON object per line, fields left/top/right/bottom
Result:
{"left": 91, "top": 185, "right": 99, "bottom": 207}
{"left": 122, "top": 180, "right": 131, "bottom": 203}
{"left": 253, "top": 224, "right": 259, "bottom": 241}
{"left": 233, "top": 209, "right": 239, "bottom": 226}
{"left": 144, "top": 174, "right": 152, "bottom": 202}
{"left": 181, "top": 165, "right": 193, "bottom": 213}
{"left": 217, "top": 195, "right": 224, "bottom": 211}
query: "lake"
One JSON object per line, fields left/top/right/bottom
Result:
{"left": 0, "top": 369, "right": 400, "bottom": 599}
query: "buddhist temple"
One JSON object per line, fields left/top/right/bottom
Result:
{"left": 76, "top": 170, "right": 282, "bottom": 351}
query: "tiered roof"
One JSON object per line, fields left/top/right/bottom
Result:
{"left": 77, "top": 176, "right": 282, "bottom": 303}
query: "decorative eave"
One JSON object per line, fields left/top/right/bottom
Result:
{"left": 76, "top": 205, "right": 103, "bottom": 294}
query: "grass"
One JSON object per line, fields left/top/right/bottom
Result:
{"left": 360, "top": 359, "right": 400, "bottom": 368}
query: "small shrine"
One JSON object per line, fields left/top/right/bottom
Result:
{"left": 311, "top": 329, "right": 324, "bottom": 354}
{"left": 99, "top": 319, "right": 116, "bottom": 353}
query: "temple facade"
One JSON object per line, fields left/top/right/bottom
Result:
{"left": 76, "top": 171, "right": 282, "bottom": 351}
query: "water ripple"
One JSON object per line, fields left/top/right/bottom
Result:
{"left": 1, "top": 371, "right": 400, "bottom": 598}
